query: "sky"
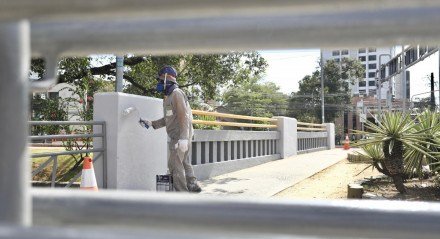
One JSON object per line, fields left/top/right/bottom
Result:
{"left": 260, "top": 49, "right": 440, "bottom": 102}
{"left": 405, "top": 52, "right": 439, "bottom": 101}
{"left": 259, "top": 49, "right": 320, "bottom": 95}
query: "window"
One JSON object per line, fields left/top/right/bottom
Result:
{"left": 332, "top": 50, "right": 340, "bottom": 56}
{"left": 368, "top": 47, "right": 376, "bottom": 52}
{"left": 359, "top": 56, "right": 366, "bottom": 61}
{"left": 368, "top": 80, "right": 376, "bottom": 86}
{"left": 359, "top": 81, "right": 366, "bottom": 87}
{"left": 341, "top": 49, "right": 349, "bottom": 55}
{"left": 358, "top": 48, "right": 366, "bottom": 53}
{"left": 368, "top": 63, "right": 376, "bottom": 69}
{"left": 368, "top": 72, "right": 376, "bottom": 78}
{"left": 368, "top": 55, "right": 377, "bottom": 61}
{"left": 48, "top": 92, "right": 59, "bottom": 99}
{"left": 362, "top": 64, "right": 366, "bottom": 70}
{"left": 335, "top": 58, "right": 340, "bottom": 63}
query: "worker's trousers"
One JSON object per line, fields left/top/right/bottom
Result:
{"left": 168, "top": 139, "right": 196, "bottom": 191}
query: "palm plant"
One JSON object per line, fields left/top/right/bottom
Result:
{"left": 355, "top": 112, "right": 436, "bottom": 193}
{"left": 356, "top": 143, "right": 390, "bottom": 176}
{"left": 404, "top": 111, "right": 440, "bottom": 178}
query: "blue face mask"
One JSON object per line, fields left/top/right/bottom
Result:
{"left": 156, "top": 82, "right": 165, "bottom": 93}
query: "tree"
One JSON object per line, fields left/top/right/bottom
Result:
{"left": 412, "top": 96, "right": 432, "bottom": 112}
{"left": 222, "top": 77, "right": 288, "bottom": 118}
{"left": 31, "top": 94, "right": 69, "bottom": 136}
{"left": 288, "top": 58, "right": 364, "bottom": 123}
{"left": 31, "top": 53, "right": 268, "bottom": 103}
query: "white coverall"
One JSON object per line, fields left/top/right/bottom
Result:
{"left": 152, "top": 88, "right": 197, "bottom": 191}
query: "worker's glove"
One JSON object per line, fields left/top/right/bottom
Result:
{"left": 139, "top": 118, "right": 152, "bottom": 129}
{"left": 177, "top": 139, "right": 189, "bottom": 152}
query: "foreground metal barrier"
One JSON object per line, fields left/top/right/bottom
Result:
{"left": 29, "top": 121, "right": 106, "bottom": 188}
{"left": 2, "top": 0, "right": 440, "bottom": 237}
{"left": 30, "top": 189, "right": 440, "bottom": 239}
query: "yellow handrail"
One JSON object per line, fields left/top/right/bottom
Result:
{"left": 192, "top": 120, "right": 277, "bottom": 128}
{"left": 297, "top": 127, "right": 327, "bottom": 131}
{"left": 191, "top": 109, "right": 277, "bottom": 128}
{"left": 192, "top": 110, "right": 277, "bottom": 123}
{"left": 297, "top": 122, "right": 326, "bottom": 127}
{"left": 192, "top": 110, "right": 326, "bottom": 130}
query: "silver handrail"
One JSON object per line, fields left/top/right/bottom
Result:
{"left": 29, "top": 121, "right": 106, "bottom": 188}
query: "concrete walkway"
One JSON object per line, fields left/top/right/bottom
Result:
{"left": 199, "top": 149, "right": 353, "bottom": 198}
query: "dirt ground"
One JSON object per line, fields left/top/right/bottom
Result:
{"left": 273, "top": 159, "right": 382, "bottom": 200}
{"left": 363, "top": 177, "right": 440, "bottom": 201}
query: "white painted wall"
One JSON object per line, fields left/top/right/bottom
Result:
{"left": 93, "top": 93, "right": 167, "bottom": 190}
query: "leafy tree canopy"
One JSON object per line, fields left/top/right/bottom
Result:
{"left": 222, "top": 77, "right": 288, "bottom": 118}
{"left": 31, "top": 52, "right": 268, "bottom": 103}
{"left": 288, "top": 58, "right": 364, "bottom": 123}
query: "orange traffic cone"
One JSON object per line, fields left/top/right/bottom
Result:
{"left": 80, "top": 156, "right": 98, "bottom": 191}
{"left": 343, "top": 135, "right": 350, "bottom": 150}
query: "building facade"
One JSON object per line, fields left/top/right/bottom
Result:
{"left": 322, "top": 47, "right": 394, "bottom": 99}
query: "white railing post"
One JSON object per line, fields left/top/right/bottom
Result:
{"left": 325, "top": 123, "right": 335, "bottom": 149}
{"left": 275, "top": 117, "right": 297, "bottom": 158}
{"left": 0, "top": 20, "right": 31, "bottom": 226}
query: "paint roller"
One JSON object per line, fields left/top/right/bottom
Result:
{"left": 121, "top": 106, "right": 150, "bottom": 129}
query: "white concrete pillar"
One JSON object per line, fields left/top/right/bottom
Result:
{"left": 93, "top": 93, "right": 167, "bottom": 190}
{"left": 325, "top": 123, "right": 335, "bottom": 149}
{"left": 275, "top": 117, "right": 298, "bottom": 159}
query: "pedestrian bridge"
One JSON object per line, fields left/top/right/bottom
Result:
{"left": 94, "top": 93, "right": 335, "bottom": 190}
{"left": 30, "top": 92, "right": 335, "bottom": 191}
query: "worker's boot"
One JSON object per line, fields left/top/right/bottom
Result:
{"left": 188, "top": 182, "right": 202, "bottom": 193}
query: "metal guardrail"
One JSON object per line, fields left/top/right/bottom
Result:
{"left": 192, "top": 110, "right": 278, "bottom": 128}
{"left": 29, "top": 121, "right": 106, "bottom": 188}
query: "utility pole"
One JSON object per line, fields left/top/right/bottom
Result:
{"left": 388, "top": 77, "right": 393, "bottom": 110}
{"left": 401, "top": 45, "right": 407, "bottom": 112}
{"left": 116, "top": 55, "right": 124, "bottom": 92}
{"left": 431, "top": 72, "right": 435, "bottom": 111}
{"left": 320, "top": 50, "right": 325, "bottom": 123}
{"left": 376, "top": 70, "right": 381, "bottom": 113}
{"left": 378, "top": 54, "right": 391, "bottom": 114}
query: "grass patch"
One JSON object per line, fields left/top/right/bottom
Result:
{"left": 30, "top": 147, "right": 92, "bottom": 183}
